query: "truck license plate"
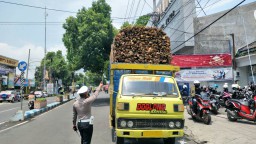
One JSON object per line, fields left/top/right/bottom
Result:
{"left": 143, "top": 131, "right": 163, "bottom": 137}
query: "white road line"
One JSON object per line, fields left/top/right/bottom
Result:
{"left": 0, "top": 121, "right": 6, "bottom": 125}
{"left": 0, "top": 121, "right": 28, "bottom": 133}
{"left": 0, "top": 106, "right": 25, "bottom": 113}
{"left": 0, "top": 107, "right": 20, "bottom": 114}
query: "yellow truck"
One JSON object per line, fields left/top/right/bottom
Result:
{"left": 109, "top": 63, "right": 184, "bottom": 144}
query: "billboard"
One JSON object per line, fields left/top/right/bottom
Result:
{"left": 47, "top": 83, "right": 54, "bottom": 94}
{"left": 175, "top": 67, "right": 233, "bottom": 82}
{"left": 8, "top": 73, "right": 15, "bottom": 88}
{"left": 171, "top": 54, "right": 232, "bottom": 68}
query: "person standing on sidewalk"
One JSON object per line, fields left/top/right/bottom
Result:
{"left": 72, "top": 81, "right": 103, "bottom": 144}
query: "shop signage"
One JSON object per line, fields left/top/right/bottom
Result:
{"left": 0, "top": 65, "right": 15, "bottom": 74}
{"left": 171, "top": 54, "right": 232, "bottom": 68}
{"left": 136, "top": 103, "right": 167, "bottom": 114}
{"left": 175, "top": 67, "right": 233, "bottom": 82}
{"left": 0, "top": 55, "right": 18, "bottom": 67}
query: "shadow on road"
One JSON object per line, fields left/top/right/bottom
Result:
{"left": 92, "top": 97, "right": 110, "bottom": 107}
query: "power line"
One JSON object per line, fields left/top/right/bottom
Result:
{"left": 0, "top": 0, "right": 76, "bottom": 13}
{"left": 172, "top": 0, "right": 246, "bottom": 51}
{"left": 124, "top": 0, "right": 130, "bottom": 22}
{"left": 139, "top": 1, "right": 146, "bottom": 16}
{"left": 128, "top": 0, "right": 135, "bottom": 23}
{"left": 172, "top": 0, "right": 211, "bottom": 42}
{"left": 144, "top": 0, "right": 153, "bottom": 10}
{"left": 133, "top": 0, "right": 141, "bottom": 24}
{"left": 196, "top": 0, "right": 206, "bottom": 15}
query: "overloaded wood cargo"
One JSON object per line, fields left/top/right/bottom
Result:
{"left": 111, "top": 27, "right": 171, "bottom": 64}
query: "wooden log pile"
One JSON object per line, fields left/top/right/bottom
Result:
{"left": 111, "top": 27, "right": 171, "bottom": 64}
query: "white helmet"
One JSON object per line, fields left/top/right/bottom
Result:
{"left": 231, "top": 84, "right": 239, "bottom": 89}
{"left": 194, "top": 80, "right": 200, "bottom": 84}
{"left": 223, "top": 84, "right": 228, "bottom": 88}
{"left": 183, "top": 85, "right": 187, "bottom": 89}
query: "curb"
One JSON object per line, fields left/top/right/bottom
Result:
{"left": 24, "top": 96, "right": 76, "bottom": 119}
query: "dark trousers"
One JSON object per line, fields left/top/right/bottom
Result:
{"left": 78, "top": 122, "right": 93, "bottom": 144}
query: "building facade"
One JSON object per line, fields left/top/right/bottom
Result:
{"left": 148, "top": 0, "right": 196, "bottom": 54}
{"left": 0, "top": 55, "right": 18, "bottom": 91}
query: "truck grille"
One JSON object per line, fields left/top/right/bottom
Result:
{"left": 117, "top": 118, "right": 184, "bottom": 129}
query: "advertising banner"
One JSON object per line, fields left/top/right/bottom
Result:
{"left": 2, "top": 76, "right": 7, "bottom": 85}
{"left": 47, "top": 83, "right": 54, "bottom": 94}
{"left": 171, "top": 54, "right": 232, "bottom": 68}
{"left": 8, "top": 73, "right": 15, "bottom": 88}
{"left": 175, "top": 67, "right": 233, "bottom": 82}
{"left": 15, "top": 78, "right": 29, "bottom": 87}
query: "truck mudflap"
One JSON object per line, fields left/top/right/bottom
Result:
{"left": 116, "top": 129, "right": 184, "bottom": 138}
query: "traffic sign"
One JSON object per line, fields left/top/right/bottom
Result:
{"left": 18, "top": 61, "right": 27, "bottom": 72}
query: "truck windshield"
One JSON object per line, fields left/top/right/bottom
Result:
{"left": 122, "top": 78, "right": 178, "bottom": 97}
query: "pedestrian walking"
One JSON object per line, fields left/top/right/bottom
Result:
{"left": 72, "top": 81, "right": 103, "bottom": 144}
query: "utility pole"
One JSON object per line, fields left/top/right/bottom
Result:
{"left": 230, "top": 33, "right": 236, "bottom": 83}
{"left": 43, "top": 7, "right": 47, "bottom": 91}
{"left": 26, "top": 49, "right": 30, "bottom": 93}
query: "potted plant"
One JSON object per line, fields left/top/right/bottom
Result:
{"left": 55, "top": 95, "right": 63, "bottom": 102}
{"left": 64, "top": 93, "right": 70, "bottom": 100}
{"left": 34, "top": 98, "right": 47, "bottom": 109}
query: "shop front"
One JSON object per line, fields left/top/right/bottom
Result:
{"left": 0, "top": 55, "right": 18, "bottom": 91}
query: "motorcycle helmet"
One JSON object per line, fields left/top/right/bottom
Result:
{"left": 214, "top": 84, "right": 218, "bottom": 89}
{"left": 194, "top": 80, "right": 200, "bottom": 88}
{"left": 183, "top": 85, "right": 187, "bottom": 89}
{"left": 232, "top": 84, "right": 239, "bottom": 90}
{"left": 202, "top": 85, "right": 207, "bottom": 91}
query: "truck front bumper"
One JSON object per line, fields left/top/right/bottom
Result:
{"left": 116, "top": 129, "right": 184, "bottom": 138}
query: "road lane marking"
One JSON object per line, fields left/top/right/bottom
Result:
{"left": 0, "top": 121, "right": 28, "bottom": 133}
{"left": 0, "top": 105, "right": 28, "bottom": 114}
{"left": 0, "top": 121, "right": 6, "bottom": 125}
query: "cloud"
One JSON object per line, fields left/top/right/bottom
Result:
{"left": 0, "top": 42, "right": 67, "bottom": 79}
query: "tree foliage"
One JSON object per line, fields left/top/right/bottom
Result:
{"left": 63, "top": 0, "right": 114, "bottom": 74}
{"left": 135, "top": 15, "right": 150, "bottom": 26}
{"left": 121, "top": 21, "right": 132, "bottom": 29}
{"left": 34, "top": 50, "right": 71, "bottom": 87}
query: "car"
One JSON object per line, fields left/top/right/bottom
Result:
{"left": 34, "top": 91, "right": 44, "bottom": 98}
{"left": 0, "top": 90, "right": 21, "bottom": 103}
{"left": 43, "top": 91, "right": 48, "bottom": 97}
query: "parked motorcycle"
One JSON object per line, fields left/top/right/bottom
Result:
{"left": 216, "top": 91, "right": 232, "bottom": 107}
{"left": 28, "top": 100, "right": 34, "bottom": 110}
{"left": 186, "top": 94, "right": 211, "bottom": 125}
{"left": 226, "top": 93, "right": 256, "bottom": 122}
{"left": 209, "top": 94, "right": 220, "bottom": 114}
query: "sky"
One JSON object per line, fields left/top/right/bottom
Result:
{"left": 0, "top": 0, "right": 255, "bottom": 79}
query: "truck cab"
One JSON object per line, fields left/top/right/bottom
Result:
{"left": 109, "top": 63, "right": 184, "bottom": 144}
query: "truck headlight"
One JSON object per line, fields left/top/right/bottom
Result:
{"left": 117, "top": 102, "right": 129, "bottom": 111}
{"left": 175, "top": 121, "right": 181, "bottom": 128}
{"left": 120, "top": 120, "right": 126, "bottom": 127}
{"left": 169, "top": 122, "right": 174, "bottom": 128}
{"left": 127, "top": 121, "right": 134, "bottom": 128}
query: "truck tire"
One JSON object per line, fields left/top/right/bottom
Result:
{"left": 111, "top": 129, "right": 116, "bottom": 142}
{"left": 163, "top": 138, "right": 175, "bottom": 144}
{"left": 116, "top": 137, "right": 124, "bottom": 144}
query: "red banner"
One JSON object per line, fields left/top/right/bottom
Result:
{"left": 171, "top": 54, "right": 232, "bottom": 68}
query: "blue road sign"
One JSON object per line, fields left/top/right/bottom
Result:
{"left": 18, "top": 61, "right": 27, "bottom": 72}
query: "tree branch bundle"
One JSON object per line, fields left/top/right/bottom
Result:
{"left": 111, "top": 27, "right": 171, "bottom": 64}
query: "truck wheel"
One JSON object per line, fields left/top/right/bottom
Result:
{"left": 163, "top": 138, "right": 175, "bottom": 144}
{"left": 116, "top": 137, "right": 124, "bottom": 144}
{"left": 12, "top": 98, "right": 15, "bottom": 103}
{"left": 111, "top": 129, "right": 116, "bottom": 142}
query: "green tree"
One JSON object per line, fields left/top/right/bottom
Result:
{"left": 63, "top": 0, "right": 114, "bottom": 74}
{"left": 135, "top": 15, "right": 150, "bottom": 26}
{"left": 34, "top": 50, "right": 71, "bottom": 87}
{"left": 120, "top": 21, "right": 132, "bottom": 29}
{"left": 85, "top": 71, "right": 102, "bottom": 86}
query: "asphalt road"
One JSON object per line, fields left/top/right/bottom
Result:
{"left": 0, "top": 93, "right": 255, "bottom": 144}
{"left": 0, "top": 96, "right": 57, "bottom": 124}
{"left": 0, "top": 93, "right": 192, "bottom": 144}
